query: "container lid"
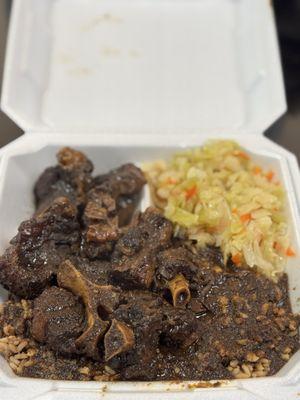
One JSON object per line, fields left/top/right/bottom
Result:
{"left": 1, "top": 0, "right": 286, "bottom": 135}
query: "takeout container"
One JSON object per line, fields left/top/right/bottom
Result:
{"left": 1, "top": 0, "right": 300, "bottom": 398}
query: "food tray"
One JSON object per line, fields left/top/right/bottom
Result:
{"left": 1, "top": 0, "right": 300, "bottom": 399}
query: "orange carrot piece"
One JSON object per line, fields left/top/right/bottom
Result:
{"left": 232, "top": 208, "right": 238, "bottom": 214}
{"left": 234, "top": 150, "right": 250, "bottom": 160}
{"left": 273, "top": 241, "right": 282, "bottom": 252}
{"left": 240, "top": 213, "right": 252, "bottom": 223}
{"left": 232, "top": 253, "right": 242, "bottom": 266}
{"left": 166, "top": 178, "right": 177, "bottom": 185}
{"left": 252, "top": 166, "right": 262, "bottom": 175}
{"left": 185, "top": 185, "right": 197, "bottom": 200}
{"left": 286, "top": 247, "right": 296, "bottom": 257}
{"left": 266, "top": 171, "right": 274, "bottom": 181}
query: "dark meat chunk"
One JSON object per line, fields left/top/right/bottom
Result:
{"left": 111, "top": 207, "right": 173, "bottom": 289}
{"left": 117, "top": 194, "right": 141, "bottom": 227}
{"left": 160, "top": 307, "right": 199, "bottom": 350}
{"left": 31, "top": 287, "right": 85, "bottom": 355}
{"left": 57, "top": 260, "right": 120, "bottom": 360}
{"left": 109, "top": 291, "right": 199, "bottom": 380}
{"left": 156, "top": 247, "right": 199, "bottom": 286}
{"left": 133, "top": 206, "right": 174, "bottom": 249}
{"left": 0, "top": 197, "right": 79, "bottom": 299}
{"left": 14, "top": 196, "right": 79, "bottom": 267}
{"left": 112, "top": 249, "right": 156, "bottom": 290}
{"left": 92, "top": 163, "right": 146, "bottom": 199}
{"left": 34, "top": 166, "right": 61, "bottom": 207}
{"left": 156, "top": 247, "right": 205, "bottom": 282}
{"left": 81, "top": 190, "right": 119, "bottom": 258}
{"left": 91, "top": 163, "right": 146, "bottom": 226}
{"left": 71, "top": 256, "right": 111, "bottom": 285}
{"left": 155, "top": 246, "right": 214, "bottom": 311}
{"left": 196, "top": 245, "right": 224, "bottom": 268}
{"left": 109, "top": 292, "right": 165, "bottom": 376}
{"left": 34, "top": 147, "right": 93, "bottom": 212}
{"left": 0, "top": 246, "right": 54, "bottom": 301}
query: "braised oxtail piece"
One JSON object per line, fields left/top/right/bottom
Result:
{"left": 0, "top": 197, "right": 79, "bottom": 298}
{"left": 91, "top": 163, "right": 146, "bottom": 226}
{"left": 81, "top": 190, "right": 119, "bottom": 259}
{"left": 108, "top": 290, "right": 199, "bottom": 380}
{"left": 34, "top": 147, "right": 94, "bottom": 212}
{"left": 57, "top": 260, "right": 120, "bottom": 360}
{"left": 31, "top": 286, "right": 85, "bottom": 354}
{"left": 111, "top": 207, "right": 173, "bottom": 289}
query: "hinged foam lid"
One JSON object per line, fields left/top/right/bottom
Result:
{"left": 1, "top": 0, "right": 286, "bottom": 135}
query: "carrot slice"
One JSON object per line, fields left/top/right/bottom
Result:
{"left": 266, "top": 171, "right": 274, "bottom": 181}
{"left": 232, "top": 208, "right": 238, "bottom": 214}
{"left": 185, "top": 185, "right": 197, "bottom": 200}
{"left": 286, "top": 247, "right": 296, "bottom": 257}
{"left": 234, "top": 150, "right": 250, "bottom": 160}
{"left": 252, "top": 166, "right": 262, "bottom": 175}
{"left": 232, "top": 253, "right": 242, "bottom": 266}
{"left": 166, "top": 178, "right": 177, "bottom": 185}
{"left": 240, "top": 213, "right": 252, "bottom": 223}
{"left": 273, "top": 241, "right": 282, "bottom": 252}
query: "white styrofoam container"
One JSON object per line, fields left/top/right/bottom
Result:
{"left": 1, "top": 1, "right": 300, "bottom": 399}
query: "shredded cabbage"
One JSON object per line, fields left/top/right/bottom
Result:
{"left": 143, "top": 140, "right": 293, "bottom": 279}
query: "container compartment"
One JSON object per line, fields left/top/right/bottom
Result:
{"left": 0, "top": 134, "right": 300, "bottom": 399}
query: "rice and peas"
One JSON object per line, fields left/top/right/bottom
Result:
{"left": 143, "top": 140, "right": 295, "bottom": 279}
